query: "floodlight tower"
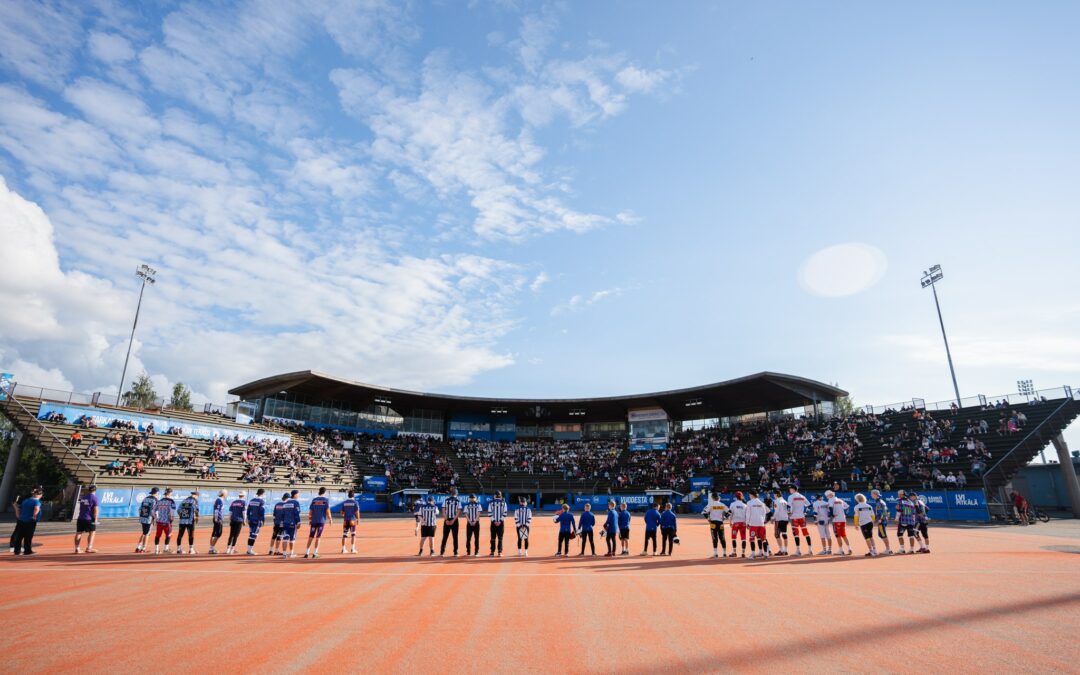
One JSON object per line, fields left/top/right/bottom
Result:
{"left": 920, "top": 264, "right": 961, "bottom": 408}
{"left": 117, "top": 264, "right": 157, "bottom": 406}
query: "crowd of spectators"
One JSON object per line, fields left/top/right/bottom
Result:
{"left": 452, "top": 440, "right": 621, "bottom": 485}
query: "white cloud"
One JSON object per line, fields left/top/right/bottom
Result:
{"left": 0, "top": 1, "right": 83, "bottom": 88}
{"left": 798, "top": 243, "right": 888, "bottom": 297}
{"left": 530, "top": 271, "right": 549, "bottom": 292}
{"left": 87, "top": 31, "right": 135, "bottom": 63}
{"left": 550, "top": 287, "right": 622, "bottom": 316}
{"left": 615, "top": 65, "right": 671, "bottom": 93}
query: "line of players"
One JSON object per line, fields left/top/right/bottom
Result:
{"left": 132, "top": 485, "right": 359, "bottom": 558}
{"left": 701, "top": 487, "right": 932, "bottom": 559}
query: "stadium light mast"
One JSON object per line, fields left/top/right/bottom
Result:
{"left": 117, "top": 264, "right": 157, "bottom": 407}
{"left": 920, "top": 264, "right": 961, "bottom": 408}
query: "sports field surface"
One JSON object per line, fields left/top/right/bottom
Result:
{"left": 1, "top": 518, "right": 1078, "bottom": 673}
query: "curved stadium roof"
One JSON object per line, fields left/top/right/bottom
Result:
{"left": 229, "top": 371, "right": 846, "bottom": 422}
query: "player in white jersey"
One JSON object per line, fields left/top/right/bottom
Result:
{"left": 826, "top": 491, "right": 852, "bottom": 555}
{"left": 811, "top": 494, "right": 833, "bottom": 554}
{"left": 728, "top": 492, "right": 749, "bottom": 558}
{"left": 852, "top": 493, "right": 878, "bottom": 556}
{"left": 701, "top": 492, "right": 729, "bottom": 558}
{"left": 745, "top": 491, "right": 770, "bottom": 559}
{"left": 771, "top": 490, "right": 790, "bottom": 556}
{"left": 787, "top": 487, "right": 814, "bottom": 556}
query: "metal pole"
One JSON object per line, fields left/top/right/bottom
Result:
{"left": 117, "top": 277, "right": 147, "bottom": 407}
{"left": 930, "top": 282, "right": 962, "bottom": 407}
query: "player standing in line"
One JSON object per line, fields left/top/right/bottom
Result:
{"left": 826, "top": 490, "right": 853, "bottom": 556}
{"left": 176, "top": 490, "right": 199, "bottom": 555}
{"left": 702, "top": 491, "right": 728, "bottom": 558}
{"left": 268, "top": 493, "right": 287, "bottom": 556}
{"left": 440, "top": 488, "right": 461, "bottom": 557}
{"left": 617, "top": 502, "right": 631, "bottom": 556}
{"left": 745, "top": 490, "right": 770, "bottom": 559}
{"left": 788, "top": 486, "right": 813, "bottom": 556}
{"left": 602, "top": 500, "right": 618, "bottom": 557}
{"left": 135, "top": 487, "right": 159, "bottom": 553}
{"left": 853, "top": 493, "right": 877, "bottom": 556}
{"left": 416, "top": 495, "right": 439, "bottom": 556}
{"left": 304, "top": 486, "right": 332, "bottom": 559}
{"left": 209, "top": 489, "right": 227, "bottom": 554}
{"left": 870, "top": 489, "right": 894, "bottom": 555}
{"left": 771, "top": 490, "right": 790, "bottom": 556}
{"left": 413, "top": 497, "right": 423, "bottom": 536}
{"left": 515, "top": 497, "right": 533, "bottom": 557}
{"left": 728, "top": 492, "right": 748, "bottom": 558}
{"left": 578, "top": 502, "right": 596, "bottom": 555}
{"left": 279, "top": 490, "right": 301, "bottom": 559}
{"left": 153, "top": 488, "right": 177, "bottom": 554}
{"left": 895, "top": 490, "right": 919, "bottom": 554}
{"left": 659, "top": 503, "right": 678, "bottom": 556}
{"left": 812, "top": 493, "right": 833, "bottom": 555}
{"left": 340, "top": 490, "right": 359, "bottom": 554}
{"left": 462, "top": 494, "right": 482, "bottom": 557}
{"left": 245, "top": 489, "right": 266, "bottom": 555}
{"left": 553, "top": 503, "right": 576, "bottom": 557}
{"left": 912, "top": 492, "right": 931, "bottom": 554}
{"left": 74, "top": 485, "right": 100, "bottom": 554}
{"left": 642, "top": 501, "right": 660, "bottom": 555}
{"left": 226, "top": 492, "right": 246, "bottom": 555}
{"left": 488, "top": 491, "right": 507, "bottom": 557}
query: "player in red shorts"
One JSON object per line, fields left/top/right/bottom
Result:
{"left": 745, "top": 490, "right": 770, "bottom": 559}
{"left": 787, "top": 487, "right": 813, "bottom": 556}
{"left": 826, "top": 490, "right": 853, "bottom": 556}
{"left": 728, "top": 492, "right": 748, "bottom": 557}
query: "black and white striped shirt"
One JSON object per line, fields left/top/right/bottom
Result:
{"left": 417, "top": 503, "right": 439, "bottom": 527}
{"left": 488, "top": 498, "right": 507, "bottom": 524}
{"left": 462, "top": 502, "right": 481, "bottom": 523}
{"left": 443, "top": 496, "right": 460, "bottom": 520}
{"left": 515, "top": 506, "right": 532, "bottom": 529}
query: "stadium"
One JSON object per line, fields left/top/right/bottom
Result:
{"left": 3, "top": 3, "right": 1080, "bottom": 674}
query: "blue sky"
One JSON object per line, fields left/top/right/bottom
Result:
{"left": 0, "top": 1, "right": 1078, "bottom": 447}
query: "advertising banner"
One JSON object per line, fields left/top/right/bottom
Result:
{"left": 690, "top": 476, "right": 714, "bottom": 490}
{"left": 0, "top": 373, "right": 12, "bottom": 401}
{"left": 363, "top": 475, "right": 389, "bottom": 492}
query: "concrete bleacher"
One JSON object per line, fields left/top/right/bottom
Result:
{"left": 1, "top": 395, "right": 363, "bottom": 492}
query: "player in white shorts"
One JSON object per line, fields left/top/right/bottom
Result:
{"left": 812, "top": 494, "right": 832, "bottom": 555}
{"left": 787, "top": 487, "right": 813, "bottom": 556}
{"left": 771, "top": 490, "right": 790, "bottom": 556}
{"left": 826, "top": 490, "right": 852, "bottom": 555}
{"left": 728, "top": 492, "right": 749, "bottom": 558}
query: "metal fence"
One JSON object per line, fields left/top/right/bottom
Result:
{"left": 865, "top": 386, "right": 1075, "bottom": 415}
{"left": 9, "top": 382, "right": 236, "bottom": 415}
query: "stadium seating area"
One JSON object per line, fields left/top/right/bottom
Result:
{"left": 2, "top": 391, "right": 1076, "bottom": 499}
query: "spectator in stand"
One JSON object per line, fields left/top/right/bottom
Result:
{"left": 69, "top": 430, "right": 82, "bottom": 447}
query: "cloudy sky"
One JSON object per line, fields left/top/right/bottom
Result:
{"left": 1, "top": 1, "right": 1078, "bottom": 445}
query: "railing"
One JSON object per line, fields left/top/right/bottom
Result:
{"left": 2, "top": 392, "right": 99, "bottom": 486}
{"left": 981, "top": 396, "right": 1076, "bottom": 492}
{"left": 9, "top": 382, "right": 238, "bottom": 415}
{"left": 866, "top": 386, "right": 1076, "bottom": 416}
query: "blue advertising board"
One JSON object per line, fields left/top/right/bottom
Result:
{"left": 363, "top": 475, "right": 388, "bottom": 492}
{"left": 690, "top": 476, "right": 714, "bottom": 490}
{"left": 0, "top": 373, "right": 12, "bottom": 401}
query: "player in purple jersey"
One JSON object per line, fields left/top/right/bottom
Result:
{"left": 245, "top": 488, "right": 266, "bottom": 555}
{"left": 280, "top": 490, "right": 301, "bottom": 559}
{"left": 340, "top": 489, "right": 360, "bottom": 554}
{"left": 304, "top": 486, "right": 332, "bottom": 559}
{"left": 225, "top": 492, "right": 246, "bottom": 555}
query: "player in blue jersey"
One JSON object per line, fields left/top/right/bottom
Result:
{"left": 304, "top": 486, "right": 332, "bottom": 559}
{"left": 176, "top": 491, "right": 200, "bottom": 555}
{"left": 245, "top": 488, "right": 266, "bottom": 555}
{"left": 134, "top": 487, "right": 159, "bottom": 553}
{"left": 225, "top": 492, "right": 246, "bottom": 555}
{"left": 153, "top": 488, "right": 177, "bottom": 554}
{"left": 280, "top": 489, "right": 301, "bottom": 558}
{"left": 269, "top": 493, "right": 288, "bottom": 556}
{"left": 617, "top": 502, "right": 631, "bottom": 555}
{"left": 208, "top": 489, "right": 228, "bottom": 554}
{"left": 340, "top": 490, "right": 360, "bottom": 554}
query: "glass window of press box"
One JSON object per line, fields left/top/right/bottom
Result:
{"left": 256, "top": 393, "right": 410, "bottom": 432}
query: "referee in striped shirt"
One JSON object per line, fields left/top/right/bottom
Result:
{"left": 416, "top": 495, "right": 438, "bottom": 556}
{"left": 440, "top": 488, "right": 461, "bottom": 557}
{"left": 515, "top": 496, "right": 532, "bottom": 557}
{"left": 488, "top": 491, "right": 507, "bottom": 557}
{"left": 462, "top": 495, "right": 482, "bottom": 557}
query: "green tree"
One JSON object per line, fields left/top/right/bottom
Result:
{"left": 168, "top": 382, "right": 193, "bottom": 411}
{"left": 122, "top": 372, "right": 158, "bottom": 409}
{"left": 834, "top": 393, "right": 856, "bottom": 417}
